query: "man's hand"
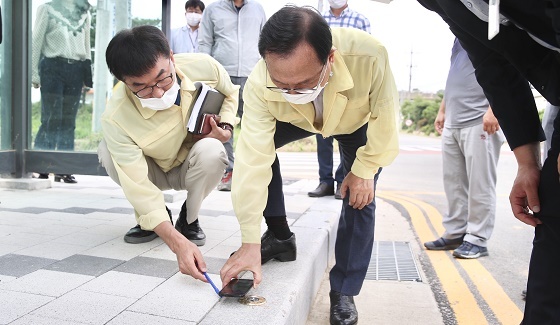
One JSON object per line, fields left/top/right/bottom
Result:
{"left": 193, "top": 117, "right": 231, "bottom": 143}
{"left": 509, "top": 143, "right": 542, "bottom": 227}
{"left": 482, "top": 108, "right": 500, "bottom": 135}
{"left": 154, "top": 221, "right": 207, "bottom": 282}
{"left": 220, "top": 243, "right": 262, "bottom": 288}
{"left": 434, "top": 110, "right": 445, "bottom": 135}
{"left": 340, "top": 172, "right": 374, "bottom": 210}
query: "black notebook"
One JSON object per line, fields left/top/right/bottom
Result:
{"left": 187, "top": 82, "right": 225, "bottom": 134}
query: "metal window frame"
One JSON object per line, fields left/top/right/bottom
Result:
{"left": 0, "top": 0, "right": 172, "bottom": 178}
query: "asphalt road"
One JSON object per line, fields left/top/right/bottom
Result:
{"left": 380, "top": 133, "right": 533, "bottom": 324}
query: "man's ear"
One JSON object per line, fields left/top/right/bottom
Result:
{"left": 329, "top": 47, "right": 337, "bottom": 63}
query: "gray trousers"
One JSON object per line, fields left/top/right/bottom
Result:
{"left": 98, "top": 138, "right": 228, "bottom": 225}
{"left": 224, "top": 76, "right": 247, "bottom": 172}
{"left": 542, "top": 103, "right": 559, "bottom": 159}
{"left": 441, "top": 123, "right": 504, "bottom": 247}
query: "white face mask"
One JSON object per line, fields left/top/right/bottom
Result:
{"left": 282, "top": 83, "right": 327, "bottom": 105}
{"left": 328, "top": 0, "right": 347, "bottom": 9}
{"left": 138, "top": 81, "right": 180, "bottom": 111}
{"left": 186, "top": 12, "right": 202, "bottom": 27}
{"left": 281, "top": 63, "right": 330, "bottom": 105}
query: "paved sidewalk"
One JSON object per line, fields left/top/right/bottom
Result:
{"left": 0, "top": 171, "right": 443, "bottom": 324}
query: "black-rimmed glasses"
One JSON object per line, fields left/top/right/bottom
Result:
{"left": 132, "top": 59, "right": 174, "bottom": 98}
{"left": 266, "top": 63, "right": 328, "bottom": 94}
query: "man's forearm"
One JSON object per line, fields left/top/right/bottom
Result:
{"left": 513, "top": 142, "right": 542, "bottom": 169}
{"left": 154, "top": 221, "right": 186, "bottom": 253}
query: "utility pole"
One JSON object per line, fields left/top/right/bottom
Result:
{"left": 408, "top": 48, "right": 413, "bottom": 99}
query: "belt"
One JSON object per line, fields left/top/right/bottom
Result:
{"left": 50, "top": 57, "right": 84, "bottom": 64}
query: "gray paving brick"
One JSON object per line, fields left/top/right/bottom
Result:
{"left": 0, "top": 232, "right": 59, "bottom": 247}
{"left": 128, "top": 273, "right": 219, "bottom": 322}
{"left": 78, "top": 271, "right": 164, "bottom": 299}
{"left": 113, "top": 256, "right": 178, "bottom": 278}
{"left": 0, "top": 243, "right": 27, "bottom": 256}
{"left": 0, "top": 254, "right": 57, "bottom": 277}
{"left": 8, "top": 314, "right": 86, "bottom": 325}
{"left": 43, "top": 254, "right": 124, "bottom": 277}
{"left": 52, "top": 232, "right": 118, "bottom": 248}
{"left": 140, "top": 243, "right": 176, "bottom": 261}
{"left": 30, "top": 290, "right": 136, "bottom": 325}
{"left": 0, "top": 274, "right": 16, "bottom": 285}
{"left": 106, "top": 311, "right": 195, "bottom": 325}
{"left": 15, "top": 241, "right": 89, "bottom": 260}
{"left": 0, "top": 270, "right": 93, "bottom": 297}
{"left": 83, "top": 237, "right": 164, "bottom": 261}
{"left": 0, "top": 290, "right": 54, "bottom": 324}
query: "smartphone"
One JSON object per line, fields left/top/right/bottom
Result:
{"left": 218, "top": 278, "right": 254, "bottom": 297}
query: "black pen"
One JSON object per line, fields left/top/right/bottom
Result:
{"left": 203, "top": 272, "right": 221, "bottom": 296}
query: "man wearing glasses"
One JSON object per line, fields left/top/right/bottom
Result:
{"left": 221, "top": 6, "right": 398, "bottom": 325}
{"left": 98, "top": 25, "right": 239, "bottom": 281}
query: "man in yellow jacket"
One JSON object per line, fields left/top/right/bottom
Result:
{"left": 99, "top": 25, "right": 238, "bottom": 282}
{"left": 221, "top": 6, "right": 399, "bottom": 325}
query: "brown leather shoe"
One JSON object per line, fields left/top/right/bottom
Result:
{"left": 308, "top": 182, "right": 335, "bottom": 197}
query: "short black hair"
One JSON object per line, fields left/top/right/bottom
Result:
{"left": 185, "top": 0, "right": 205, "bottom": 12}
{"left": 258, "top": 5, "right": 332, "bottom": 64}
{"left": 105, "top": 25, "right": 171, "bottom": 81}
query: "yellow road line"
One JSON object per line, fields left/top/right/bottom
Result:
{"left": 380, "top": 192, "right": 523, "bottom": 324}
{"left": 378, "top": 193, "right": 486, "bottom": 324}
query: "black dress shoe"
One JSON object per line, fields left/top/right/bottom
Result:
{"left": 308, "top": 182, "right": 335, "bottom": 197}
{"left": 335, "top": 184, "right": 342, "bottom": 200}
{"left": 124, "top": 206, "right": 173, "bottom": 244}
{"left": 54, "top": 174, "right": 77, "bottom": 183}
{"left": 175, "top": 201, "right": 206, "bottom": 246}
{"left": 37, "top": 173, "right": 49, "bottom": 179}
{"left": 329, "top": 290, "right": 358, "bottom": 325}
{"left": 261, "top": 230, "right": 297, "bottom": 264}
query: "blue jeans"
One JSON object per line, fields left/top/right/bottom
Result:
{"left": 265, "top": 121, "right": 380, "bottom": 296}
{"left": 34, "top": 57, "right": 84, "bottom": 150}
{"left": 316, "top": 135, "right": 344, "bottom": 186}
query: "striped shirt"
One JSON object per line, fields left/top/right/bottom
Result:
{"left": 322, "top": 7, "right": 371, "bottom": 33}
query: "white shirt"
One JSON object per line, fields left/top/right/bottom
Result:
{"left": 169, "top": 25, "right": 199, "bottom": 54}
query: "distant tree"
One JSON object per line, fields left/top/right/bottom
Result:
{"left": 401, "top": 92, "right": 443, "bottom": 136}
{"left": 132, "top": 18, "right": 161, "bottom": 28}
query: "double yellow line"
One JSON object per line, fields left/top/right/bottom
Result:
{"left": 378, "top": 192, "right": 522, "bottom": 325}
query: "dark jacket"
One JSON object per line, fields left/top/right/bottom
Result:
{"left": 416, "top": 0, "right": 560, "bottom": 150}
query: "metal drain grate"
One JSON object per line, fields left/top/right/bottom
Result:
{"left": 366, "top": 241, "right": 421, "bottom": 282}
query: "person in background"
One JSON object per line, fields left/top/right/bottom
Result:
{"left": 542, "top": 103, "right": 559, "bottom": 160}
{"left": 198, "top": 0, "right": 266, "bottom": 191}
{"left": 415, "top": 0, "right": 560, "bottom": 322}
{"left": 98, "top": 26, "right": 239, "bottom": 280}
{"left": 31, "top": 0, "right": 93, "bottom": 183}
{"left": 220, "top": 6, "right": 399, "bottom": 325}
{"left": 424, "top": 38, "right": 505, "bottom": 259}
{"left": 169, "top": 0, "right": 205, "bottom": 54}
{"left": 308, "top": 0, "right": 371, "bottom": 199}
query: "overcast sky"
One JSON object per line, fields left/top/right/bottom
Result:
{"left": 31, "top": 0, "right": 456, "bottom": 93}
{"left": 168, "top": 0, "right": 456, "bottom": 93}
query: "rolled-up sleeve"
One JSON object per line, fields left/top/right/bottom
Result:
{"left": 101, "top": 117, "right": 170, "bottom": 230}
{"left": 230, "top": 77, "right": 277, "bottom": 243}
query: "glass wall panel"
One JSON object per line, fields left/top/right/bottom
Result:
{"left": 30, "top": 0, "right": 162, "bottom": 153}
{"left": 0, "top": 0, "right": 12, "bottom": 150}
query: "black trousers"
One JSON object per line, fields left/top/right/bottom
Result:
{"left": 265, "top": 121, "right": 380, "bottom": 296}
{"left": 523, "top": 149, "right": 560, "bottom": 325}
{"left": 35, "top": 57, "right": 84, "bottom": 150}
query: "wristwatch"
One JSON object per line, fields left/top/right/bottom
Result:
{"left": 217, "top": 122, "right": 234, "bottom": 133}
